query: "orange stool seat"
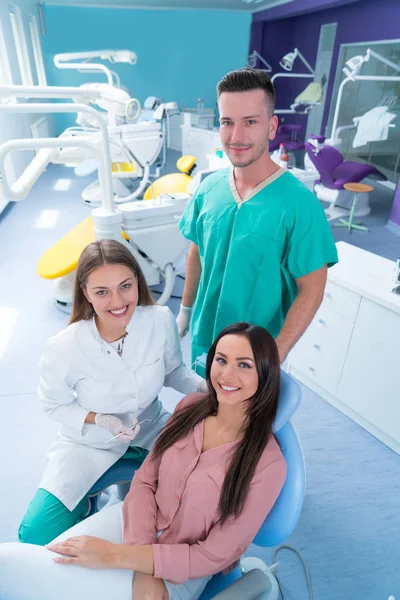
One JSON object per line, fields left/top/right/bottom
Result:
{"left": 343, "top": 182, "right": 374, "bottom": 194}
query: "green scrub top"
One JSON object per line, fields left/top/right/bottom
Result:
{"left": 179, "top": 167, "right": 338, "bottom": 365}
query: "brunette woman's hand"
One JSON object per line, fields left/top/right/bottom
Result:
{"left": 132, "top": 572, "right": 168, "bottom": 600}
{"left": 46, "top": 536, "right": 119, "bottom": 569}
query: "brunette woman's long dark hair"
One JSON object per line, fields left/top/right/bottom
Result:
{"left": 151, "top": 322, "right": 280, "bottom": 524}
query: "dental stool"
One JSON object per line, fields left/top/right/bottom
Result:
{"left": 332, "top": 182, "right": 373, "bottom": 233}
{"left": 88, "top": 371, "right": 305, "bottom": 600}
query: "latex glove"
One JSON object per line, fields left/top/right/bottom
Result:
{"left": 95, "top": 414, "right": 140, "bottom": 442}
{"left": 176, "top": 305, "right": 192, "bottom": 339}
{"left": 197, "top": 379, "right": 208, "bottom": 393}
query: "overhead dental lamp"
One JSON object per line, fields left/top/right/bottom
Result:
{"left": 54, "top": 50, "right": 137, "bottom": 88}
{"left": 279, "top": 48, "right": 314, "bottom": 75}
{"left": 55, "top": 50, "right": 137, "bottom": 66}
{"left": 342, "top": 55, "right": 366, "bottom": 80}
{"left": 247, "top": 50, "right": 272, "bottom": 73}
{"left": 103, "top": 50, "right": 137, "bottom": 64}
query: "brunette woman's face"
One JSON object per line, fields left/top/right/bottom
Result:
{"left": 210, "top": 334, "right": 259, "bottom": 407}
{"left": 82, "top": 264, "right": 138, "bottom": 332}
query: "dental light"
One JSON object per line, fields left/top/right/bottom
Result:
{"left": 343, "top": 55, "right": 366, "bottom": 80}
{"left": 247, "top": 50, "right": 272, "bottom": 73}
{"left": 55, "top": 50, "right": 137, "bottom": 66}
{"left": 105, "top": 50, "right": 137, "bottom": 64}
{"left": 279, "top": 48, "right": 314, "bottom": 75}
{"left": 54, "top": 50, "right": 137, "bottom": 88}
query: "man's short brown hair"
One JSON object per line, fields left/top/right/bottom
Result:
{"left": 217, "top": 67, "right": 275, "bottom": 115}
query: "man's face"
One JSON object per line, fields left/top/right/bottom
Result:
{"left": 218, "top": 89, "right": 278, "bottom": 168}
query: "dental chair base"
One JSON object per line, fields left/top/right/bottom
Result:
{"left": 58, "top": 121, "right": 165, "bottom": 208}
{"left": 81, "top": 176, "right": 150, "bottom": 206}
{"left": 202, "top": 557, "right": 279, "bottom": 600}
{"left": 209, "top": 567, "right": 278, "bottom": 600}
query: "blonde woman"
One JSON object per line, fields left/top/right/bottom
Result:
{"left": 19, "top": 239, "right": 204, "bottom": 546}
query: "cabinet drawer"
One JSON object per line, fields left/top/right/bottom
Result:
{"left": 323, "top": 281, "right": 361, "bottom": 322}
{"left": 289, "top": 348, "right": 342, "bottom": 396}
{"left": 311, "top": 305, "right": 354, "bottom": 348}
{"left": 290, "top": 326, "right": 348, "bottom": 373}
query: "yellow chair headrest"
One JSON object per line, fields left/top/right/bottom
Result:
{"left": 177, "top": 155, "right": 196, "bottom": 174}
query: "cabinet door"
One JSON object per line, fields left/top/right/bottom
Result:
{"left": 337, "top": 297, "right": 400, "bottom": 443}
{"left": 167, "top": 114, "right": 183, "bottom": 151}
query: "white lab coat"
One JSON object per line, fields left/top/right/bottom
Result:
{"left": 38, "top": 305, "right": 203, "bottom": 510}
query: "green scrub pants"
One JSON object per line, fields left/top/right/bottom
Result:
{"left": 18, "top": 446, "right": 149, "bottom": 546}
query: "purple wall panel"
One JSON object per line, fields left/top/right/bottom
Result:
{"left": 253, "top": 0, "right": 400, "bottom": 135}
{"left": 253, "top": 0, "right": 362, "bottom": 23}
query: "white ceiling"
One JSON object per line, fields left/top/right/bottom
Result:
{"left": 44, "top": 0, "right": 294, "bottom": 14}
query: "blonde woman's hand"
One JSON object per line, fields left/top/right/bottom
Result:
{"left": 95, "top": 414, "right": 138, "bottom": 441}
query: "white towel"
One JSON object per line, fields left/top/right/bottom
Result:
{"left": 353, "top": 106, "right": 396, "bottom": 148}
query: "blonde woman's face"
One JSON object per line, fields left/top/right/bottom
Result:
{"left": 82, "top": 264, "right": 139, "bottom": 332}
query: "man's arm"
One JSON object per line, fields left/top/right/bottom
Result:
{"left": 176, "top": 243, "right": 202, "bottom": 338}
{"left": 182, "top": 243, "right": 202, "bottom": 307}
{"left": 276, "top": 266, "right": 327, "bottom": 363}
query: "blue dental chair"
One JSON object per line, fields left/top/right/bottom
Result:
{"left": 88, "top": 370, "right": 305, "bottom": 600}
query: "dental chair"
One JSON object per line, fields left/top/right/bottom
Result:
{"left": 53, "top": 49, "right": 179, "bottom": 207}
{"left": 88, "top": 370, "right": 305, "bottom": 600}
{"left": 305, "top": 136, "right": 386, "bottom": 217}
{"left": 37, "top": 155, "right": 198, "bottom": 312}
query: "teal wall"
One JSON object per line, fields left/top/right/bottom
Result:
{"left": 42, "top": 6, "right": 251, "bottom": 132}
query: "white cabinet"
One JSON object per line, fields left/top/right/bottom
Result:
{"left": 182, "top": 126, "right": 222, "bottom": 171}
{"left": 337, "top": 298, "right": 400, "bottom": 445}
{"left": 168, "top": 113, "right": 185, "bottom": 152}
{"left": 168, "top": 109, "right": 215, "bottom": 152}
{"left": 288, "top": 242, "right": 400, "bottom": 454}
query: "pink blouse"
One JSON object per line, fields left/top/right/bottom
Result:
{"left": 123, "top": 394, "right": 286, "bottom": 584}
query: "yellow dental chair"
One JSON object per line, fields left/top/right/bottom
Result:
{"left": 37, "top": 155, "right": 197, "bottom": 283}
{"left": 143, "top": 155, "right": 197, "bottom": 200}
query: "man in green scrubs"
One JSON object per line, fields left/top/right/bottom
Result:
{"left": 177, "top": 67, "right": 338, "bottom": 366}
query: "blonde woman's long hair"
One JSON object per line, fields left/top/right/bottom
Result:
{"left": 69, "top": 239, "right": 155, "bottom": 324}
